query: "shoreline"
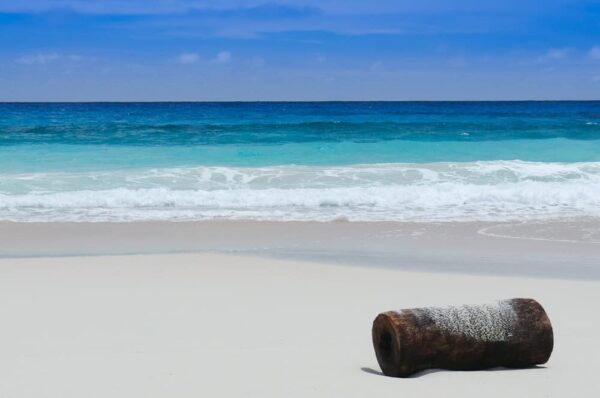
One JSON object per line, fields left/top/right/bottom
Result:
{"left": 2, "top": 219, "right": 599, "bottom": 279}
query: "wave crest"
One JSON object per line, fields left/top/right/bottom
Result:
{"left": 1, "top": 161, "right": 599, "bottom": 222}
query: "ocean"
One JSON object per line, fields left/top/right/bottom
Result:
{"left": 1, "top": 101, "right": 599, "bottom": 222}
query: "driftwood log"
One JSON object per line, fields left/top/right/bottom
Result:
{"left": 372, "top": 298, "right": 553, "bottom": 377}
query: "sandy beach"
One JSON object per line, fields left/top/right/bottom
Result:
{"left": 1, "top": 220, "right": 599, "bottom": 397}
{"left": 4, "top": 1, "right": 600, "bottom": 395}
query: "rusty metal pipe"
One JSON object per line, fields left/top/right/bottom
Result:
{"left": 372, "top": 298, "right": 553, "bottom": 377}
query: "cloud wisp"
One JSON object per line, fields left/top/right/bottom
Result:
{"left": 178, "top": 53, "right": 200, "bottom": 64}
{"left": 15, "top": 52, "right": 87, "bottom": 65}
{"left": 536, "top": 48, "right": 570, "bottom": 63}
{"left": 212, "top": 51, "right": 232, "bottom": 64}
{"left": 16, "top": 52, "right": 61, "bottom": 65}
{"left": 175, "top": 51, "right": 232, "bottom": 65}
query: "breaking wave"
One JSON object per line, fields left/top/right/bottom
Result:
{"left": 1, "top": 160, "right": 600, "bottom": 222}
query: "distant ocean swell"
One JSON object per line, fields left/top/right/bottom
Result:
{"left": 3, "top": 119, "right": 599, "bottom": 144}
{"left": 1, "top": 161, "right": 599, "bottom": 222}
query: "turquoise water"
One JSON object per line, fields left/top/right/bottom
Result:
{"left": 1, "top": 102, "right": 599, "bottom": 221}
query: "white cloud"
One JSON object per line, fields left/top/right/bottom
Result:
{"left": 178, "top": 52, "right": 200, "bottom": 64}
{"left": 540, "top": 48, "right": 569, "bottom": 61}
{"left": 178, "top": 51, "right": 232, "bottom": 65}
{"left": 16, "top": 52, "right": 86, "bottom": 65}
{"left": 16, "top": 52, "right": 60, "bottom": 65}
{"left": 212, "top": 51, "right": 232, "bottom": 64}
{"left": 588, "top": 46, "right": 600, "bottom": 60}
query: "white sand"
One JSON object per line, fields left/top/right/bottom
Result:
{"left": 0, "top": 252, "right": 598, "bottom": 397}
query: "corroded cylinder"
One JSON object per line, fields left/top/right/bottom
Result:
{"left": 372, "top": 298, "right": 553, "bottom": 377}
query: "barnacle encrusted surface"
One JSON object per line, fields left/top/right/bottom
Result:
{"left": 411, "top": 300, "right": 518, "bottom": 341}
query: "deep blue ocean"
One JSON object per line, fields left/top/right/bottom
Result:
{"left": 1, "top": 101, "right": 599, "bottom": 221}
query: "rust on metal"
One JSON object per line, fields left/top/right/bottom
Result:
{"left": 372, "top": 298, "right": 553, "bottom": 377}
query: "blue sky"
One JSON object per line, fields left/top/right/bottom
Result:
{"left": 0, "top": 0, "right": 599, "bottom": 101}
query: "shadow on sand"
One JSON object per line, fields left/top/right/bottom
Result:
{"left": 361, "top": 365, "right": 546, "bottom": 378}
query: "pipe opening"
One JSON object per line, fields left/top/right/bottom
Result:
{"left": 378, "top": 330, "right": 392, "bottom": 361}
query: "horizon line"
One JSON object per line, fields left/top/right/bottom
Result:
{"left": 2, "top": 99, "right": 600, "bottom": 104}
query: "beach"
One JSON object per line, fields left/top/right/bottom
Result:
{"left": 3, "top": 0, "right": 600, "bottom": 391}
{"left": 1, "top": 220, "right": 599, "bottom": 397}
{"left": 1, "top": 102, "right": 600, "bottom": 395}
{"left": 3, "top": 0, "right": 600, "bottom": 392}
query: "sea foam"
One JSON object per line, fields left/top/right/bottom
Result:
{"left": 1, "top": 161, "right": 599, "bottom": 222}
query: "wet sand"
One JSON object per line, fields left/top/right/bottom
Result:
{"left": 2, "top": 219, "right": 600, "bottom": 278}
